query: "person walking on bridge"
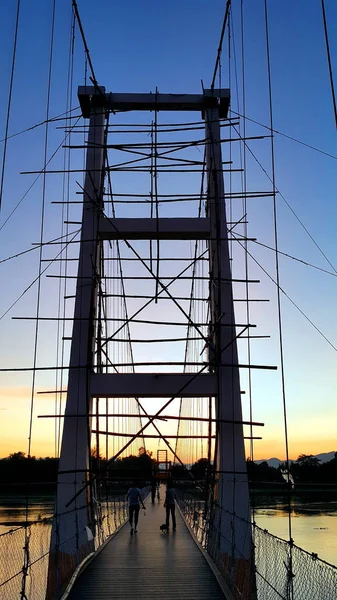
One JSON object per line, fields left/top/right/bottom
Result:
{"left": 151, "top": 477, "right": 157, "bottom": 503}
{"left": 127, "top": 482, "right": 146, "bottom": 534}
{"left": 164, "top": 480, "right": 176, "bottom": 531}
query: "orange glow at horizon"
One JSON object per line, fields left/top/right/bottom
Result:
{"left": 0, "top": 386, "right": 335, "bottom": 462}
{"left": 1, "top": 437, "right": 336, "bottom": 463}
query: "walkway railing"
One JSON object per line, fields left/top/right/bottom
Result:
{"left": 176, "top": 486, "right": 337, "bottom": 600}
{"left": 0, "top": 519, "right": 51, "bottom": 600}
{"left": 2, "top": 485, "right": 336, "bottom": 600}
{"left": 0, "top": 487, "right": 147, "bottom": 600}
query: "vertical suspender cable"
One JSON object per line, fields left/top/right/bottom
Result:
{"left": 264, "top": 3, "right": 293, "bottom": 596}
{"left": 105, "top": 145, "right": 144, "bottom": 453}
{"left": 240, "top": 0, "right": 254, "bottom": 489}
{"left": 0, "top": 0, "right": 21, "bottom": 213}
{"left": 56, "top": 9, "right": 76, "bottom": 457}
{"left": 27, "top": 0, "right": 56, "bottom": 459}
{"left": 150, "top": 122, "right": 154, "bottom": 272}
{"left": 175, "top": 150, "right": 206, "bottom": 463}
{"left": 22, "top": 3, "right": 56, "bottom": 598}
{"left": 154, "top": 88, "right": 160, "bottom": 302}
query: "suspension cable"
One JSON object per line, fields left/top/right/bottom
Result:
{"left": 0, "top": 0, "right": 21, "bottom": 214}
{"left": 211, "top": 0, "right": 232, "bottom": 89}
{"left": 264, "top": 5, "right": 293, "bottom": 564}
{"left": 0, "top": 108, "right": 80, "bottom": 145}
{"left": 321, "top": 0, "right": 337, "bottom": 128}
{"left": 232, "top": 124, "right": 337, "bottom": 275}
{"left": 27, "top": 0, "right": 56, "bottom": 459}
{"left": 72, "top": 0, "right": 100, "bottom": 88}
{"left": 238, "top": 0, "right": 256, "bottom": 529}
{"left": 0, "top": 117, "right": 81, "bottom": 233}
{"left": 56, "top": 7, "right": 76, "bottom": 457}
{"left": 22, "top": 4, "right": 57, "bottom": 598}
{"left": 105, "top": 123, "right": 144, "bottom": 452}
{"left": 230, "top": 109, "right": 337, "bottom": 160}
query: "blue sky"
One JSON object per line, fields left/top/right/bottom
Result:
{"left": 0, "top": 0, "right": 336, "bottom": 461}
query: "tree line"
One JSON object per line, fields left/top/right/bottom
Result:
{"left": 0, "top": 447, "right": 155, "bottom": 486}
{"left": 184, "top": 453, "right": 337, "bottom": 485}
{"left": 0, "top": 450, "right": 336, "bottom": 486}
{"left": 251, "top": 453, "right": 337, "bottom": 485}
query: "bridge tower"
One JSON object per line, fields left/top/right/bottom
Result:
{"left": 46, "top": 86, "right": 253, "bottom": 599}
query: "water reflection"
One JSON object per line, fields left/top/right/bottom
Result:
{"left": 0, "top": 493, "right": 54, "bottom": 527}
{"left": 254, "top": 498, "right": 337, "bottom": 567}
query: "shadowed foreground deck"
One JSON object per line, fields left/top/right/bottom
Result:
{"left": 67, "top": 493, "right": 225, "bottom": 599}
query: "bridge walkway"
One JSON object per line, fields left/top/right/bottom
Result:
{"left": 67, "top": 491, "right": 226, "bottom": 599}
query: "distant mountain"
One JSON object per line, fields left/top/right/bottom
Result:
{"left": 256, "top": 451, "right": 336, "bottom": 468}
{"left": 256, "top": 457, "right": 282, "bottom": 468}
{"left": 314, "top": 451, "right": 336, "bottom": 463}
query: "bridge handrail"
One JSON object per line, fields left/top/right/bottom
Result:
{"left": 0, "top": 487, "right": 149, "bottom": 600}
{"left": 175, "top": 485, "right": 337, "bottom": 600}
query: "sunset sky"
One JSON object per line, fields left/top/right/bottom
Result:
{"left": 0, "top": 0, "right": 336, "bottom": 463}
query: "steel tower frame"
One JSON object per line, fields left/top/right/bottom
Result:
{"left": 46, "top": 85, "right": 253, "bottom": 599}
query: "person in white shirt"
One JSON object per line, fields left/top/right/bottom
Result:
{"left": 127, "top": 482, "right": 146, "bottom": 534}
{"left": 164, "top": 479, "right": 176, "bottom": 530}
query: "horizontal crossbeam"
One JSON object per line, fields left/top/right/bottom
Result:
{"left": 92, "top": 431, "right": 262, "bottom": 440}
{"left": 90, "top": 372, "right": 217, "bottom": 398}
{"left": 78, "top": 86, "right": 230, "bottom": 118}
{"left": 38, "top": 413, "right": 264, "bottom": 426}
{"left": 98, "top": 217, "right": 211, "bottom": 240}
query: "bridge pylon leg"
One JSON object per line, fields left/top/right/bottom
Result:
{"left": 204, "top": 96, "right": 256, "bottom": 598}
{"left": 46, "top": 90, "right": 106, "bottom": 600}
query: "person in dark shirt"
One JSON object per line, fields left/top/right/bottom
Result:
{"left": 127, "top": 483, "right": 146, "bottom": 534}
{"left": 164, "top": 480, "right": 176, "bottom": 530}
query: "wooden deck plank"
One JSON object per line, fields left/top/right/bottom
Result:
{"left": 67, "top": 491, "right": 225, "bottom": 599}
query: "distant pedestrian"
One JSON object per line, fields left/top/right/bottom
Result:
{"left": 127, "top": 482, "right": 146, "bottom": 534}
{"left": 164, "top": 480, "right": 176, "bottom": 530}
{"left": 151, "top": 477, "right": 157, "bottom": 503}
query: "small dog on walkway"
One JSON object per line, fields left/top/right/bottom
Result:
{"left": 159, "top": 523, "right": 168, "bottom": 532}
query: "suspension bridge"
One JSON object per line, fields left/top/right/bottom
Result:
{"left": 43, "top": 83, "right": 254, "bottom": 598}
{"left": 1, "top": 80, "right": 336, "bottom": 600}
{"left": 1, "top": 1, "right": 337, "bottom": 600}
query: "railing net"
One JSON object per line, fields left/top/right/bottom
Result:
{"left": 176, "top": 487, "right": 337, "bottom": 600}
{"left": 0, "top": 489, "right": 138, "bottom": 600}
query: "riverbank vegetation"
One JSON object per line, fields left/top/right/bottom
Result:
{"left": 0, "top": 450, "right": 336, "bottom": 487}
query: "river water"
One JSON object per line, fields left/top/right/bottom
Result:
{"left": 253, "top": 498, "right": 337, "bottom": 567}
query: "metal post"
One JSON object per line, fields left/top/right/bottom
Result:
{"left": 46, "top": 91, "right": 106, "bottom": 600}
{"left": 204, "top": 91, "right": 254, "bottom": 594}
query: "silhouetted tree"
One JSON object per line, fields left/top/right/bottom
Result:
{"left": 190, "top": 458, "right": 209, "bottom": 480}
{"left": 290, "top": 454, "right": 321, "bottom": 483}
{"left": 246, "top": 459, "right": 282, "bottom": 483}
{"left": 170, "top": 464, "right": 188, "bottom": 479}
{"left": 296, "top": 454, "right": 321, "bottom": 468}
